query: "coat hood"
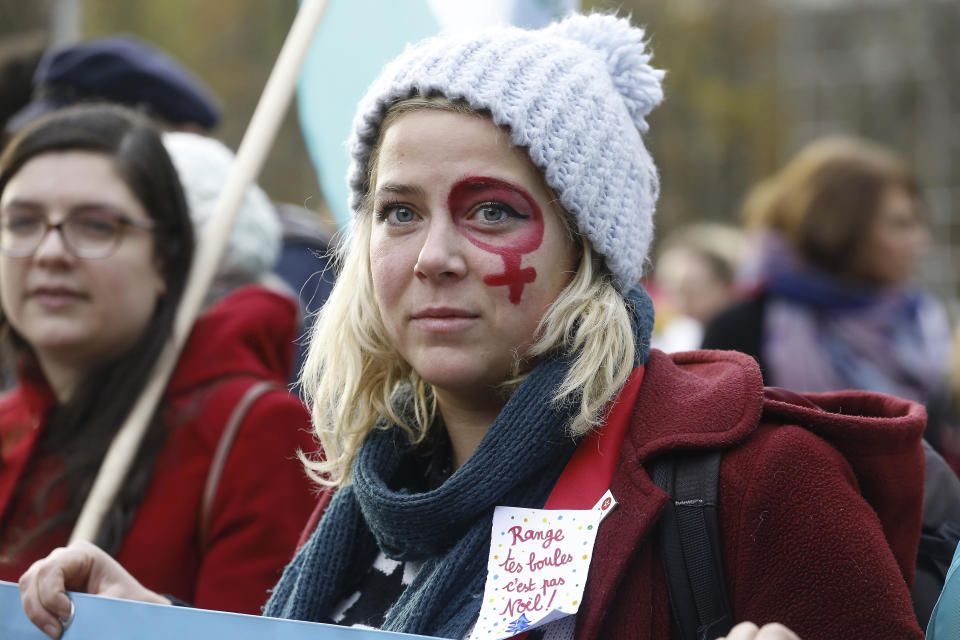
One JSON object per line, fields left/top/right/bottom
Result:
{"left": 626, "top": 348, "right": 926, "bottom": 582}
{"left": 629, "top": 349, "right": 925, "bottom": 459}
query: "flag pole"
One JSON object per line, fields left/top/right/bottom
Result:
{"left": 70, "top": 0, "right": 331, "bottom": 543}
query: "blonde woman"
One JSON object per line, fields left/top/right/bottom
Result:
{"left": 20, "top": 14, "right": 924, "bottom": 640}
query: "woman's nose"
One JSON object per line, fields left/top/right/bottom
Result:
{"left": 414, "top": 217, "right": 467, "bottom": 281}
{"left": 33, "top": 224, "right": 73, "bottom": 263}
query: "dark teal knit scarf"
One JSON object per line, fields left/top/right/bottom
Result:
{"left": 264, "top": 287, "right": 654, "bottom": 639}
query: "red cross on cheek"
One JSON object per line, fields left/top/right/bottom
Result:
{"left": 483, "top": 256, "right": 537, "bottom": 304}
{"left": 448, "top": 177, "right": 545, "bottom": 305}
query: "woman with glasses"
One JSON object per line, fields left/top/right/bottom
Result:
{"left": 0, "top": 104, "right": 316, "bottom": 614}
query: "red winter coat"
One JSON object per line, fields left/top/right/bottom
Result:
{"left": 296, "top": 348, "right": 926, "bottom": 639}
{"left": 576, "top": 349, "right": 925, "bottom": 640}
{"left": 0, "top": 286, "right": 318, "bottom": 615}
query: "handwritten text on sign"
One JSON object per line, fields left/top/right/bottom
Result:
{"left": 469, "top": 491, "right": 617, "bottom": 639}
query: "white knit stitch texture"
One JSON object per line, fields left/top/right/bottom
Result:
{"left": 347, "top": 13, "right": 664, "bottom": 290}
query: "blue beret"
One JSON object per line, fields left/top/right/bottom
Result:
{"left": 7, "top": 35, "right": 221, "bottom": 132}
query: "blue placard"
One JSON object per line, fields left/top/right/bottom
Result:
{"left": 927, "top": 542, "right": 960, "bottom": 638}
{"left": 1, "top": 581, "right": 447, "bottom": 639}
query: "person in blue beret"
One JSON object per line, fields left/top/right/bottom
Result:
{"left": 4, "top": 35, "right": 220, "bottom": 136}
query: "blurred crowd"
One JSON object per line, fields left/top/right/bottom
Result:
{"left": 649, "top": 135, "right": 960, "bottom": 474}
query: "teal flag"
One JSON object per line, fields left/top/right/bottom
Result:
{"left": 927, "top": 542, "right": 960, "bottom": 638}
{"left": 297, "top": 0, "right": 580, "bottom": 229}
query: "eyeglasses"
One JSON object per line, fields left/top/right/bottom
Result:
{"left": 0, "top": 208, "right": 156, "bottom": 259}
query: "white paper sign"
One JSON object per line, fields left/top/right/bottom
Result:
{"left": 469, "top": 491, "right": 618, "bottom": 639}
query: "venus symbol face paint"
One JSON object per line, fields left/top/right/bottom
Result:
{"left": 447, "top": 177, "right": 545, "bottom": 304}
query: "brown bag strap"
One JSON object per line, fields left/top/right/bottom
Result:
{"left": 199, "top": 380, "right": 280, "bottom": 549}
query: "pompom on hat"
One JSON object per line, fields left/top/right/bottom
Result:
{"left": 348, "top": 13, "right": 665, "bottom": 290}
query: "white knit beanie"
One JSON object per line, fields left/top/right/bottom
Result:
{"left": 162, "top": 131, "right": 282, "bottom": 284}
{"left": 347, "top": 13, "right": 665, "bottom": 290}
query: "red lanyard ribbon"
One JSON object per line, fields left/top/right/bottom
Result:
{"left": 509, "top": 365, "right": 644, "bottom": 639}
{"left": 543, "top": 365, "right": 644, "bottom": 510}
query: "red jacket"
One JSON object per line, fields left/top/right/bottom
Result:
{"left": 576, "top": 349, "right": 925, "bottom": 639}
{"left": 0, "top": 286, "right": 318, "bottom": 615}
{"left": 296, "top": 348, "right": 926, "bottom": 638}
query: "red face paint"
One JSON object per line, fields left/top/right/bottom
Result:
{"left": 448, "top": 177, "right": 545, "bottom": 304}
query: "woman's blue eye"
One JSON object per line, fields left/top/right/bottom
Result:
{"left": 480, "top": 206, "right": 505, "bottom": 222}
{"left": 376, "top": 204, "right": 416, "bottom": 224}
{"left": 476, "top": 203, "right": 522, "bottom": 223}
{"left": 391, "top": 207, "right": 415, "bottom": 223}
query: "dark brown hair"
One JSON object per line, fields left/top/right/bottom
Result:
{"left": 0, "top": 103, "right": 195, "bottom": 553}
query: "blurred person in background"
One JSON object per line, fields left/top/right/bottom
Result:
{"left": 3, "top": 35, "right": 220, "bottom": 136}
{"left": 162, "top": 131, "right": 285, "bottom": 306}
{"left": 6, "top": 34, "right": 337, "bottom": 383}
{"left": 0, "top": 33, "right": 224, "bottom": 396}
{"left": 702, "top": 136, "right": 951, "bottom": 440}
{"left": 701, "top": 136, "right": 960, "bottom": 627}
{"left": 650, "top": 222, "right": 743, "bottom": 352}
{"left": 163, "top": 132, "right": 334, "bottom": 383}
{"left": 0, "top": 105, "right": 316, "bottom": 613}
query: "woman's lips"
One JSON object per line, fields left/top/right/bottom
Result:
{"left": 29, "top": 287, "right": 85, "bottom": 310}
{"left": 410, "top": 307, "right": 479, "bottom": 332}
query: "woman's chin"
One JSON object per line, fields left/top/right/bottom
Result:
{"left": 418, "top": 367, "right": 509, "bottom": 401}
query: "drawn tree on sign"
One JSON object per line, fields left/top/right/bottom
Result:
{"left": 506, "top": 613, "right": 532, "bottom": 634}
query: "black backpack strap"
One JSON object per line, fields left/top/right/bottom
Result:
{"left": 652, "top": 450, "right": 734, "bottom": 640}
